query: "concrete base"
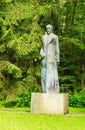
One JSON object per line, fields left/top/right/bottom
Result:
{"left": 31, "top": 93, "right": 68, "bottom": 115}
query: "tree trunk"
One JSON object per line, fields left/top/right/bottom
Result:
{"left": 70, "top": 0, "right": 78, "bottom": 36}
{"left": 81, "top": 64, "right": 85, "bottom": 87}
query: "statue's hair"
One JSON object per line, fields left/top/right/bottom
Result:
{"left": 46, "top": 24, "right": 53, "bottom": 30}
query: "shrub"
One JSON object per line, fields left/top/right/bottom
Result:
{"left": 69, "top": 92, "right": 85, "bottom": 108}
{"left": 2, "top": 84, "right": 42, "bottom": 108}
{"left": 2, "top": 100, "right": 17, "bottom": 108}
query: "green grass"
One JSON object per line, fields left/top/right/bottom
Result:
{"left": 0, "top": 107, "right": 85, "bottom": 130}
{"left": 69, "top": 107, "right": 85, "bottom": 114}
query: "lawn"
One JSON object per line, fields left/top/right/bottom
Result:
{"left": 0, "top": 107, "right": 85, "bottom": 130}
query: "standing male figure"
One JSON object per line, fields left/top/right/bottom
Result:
{"left": 40, "top": 24, "right": 60, "bottom": 93}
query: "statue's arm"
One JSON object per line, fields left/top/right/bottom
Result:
{"left": 40, "top": 38, "right": 45, "bottom": 57}
{"left": 55, "top": 36, "right": 60, "bottom": 63}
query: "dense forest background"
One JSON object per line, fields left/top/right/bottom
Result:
{"left": 0, "top": 0, "right": 85, "bottom": 107}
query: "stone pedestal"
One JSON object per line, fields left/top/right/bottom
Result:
{"left": 31, "top": 93, "right": 68, "bottom": 115}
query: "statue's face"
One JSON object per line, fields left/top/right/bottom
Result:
{"left": 46, "top": 27, "right": 52, "bottom": 35}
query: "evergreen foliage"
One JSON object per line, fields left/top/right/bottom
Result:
{"left": 0, "top": 0, "right": 85, "bottom": 107}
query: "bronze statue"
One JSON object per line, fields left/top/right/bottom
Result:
{"left": 40, "top": 24, "right": 60, "bottom": 93}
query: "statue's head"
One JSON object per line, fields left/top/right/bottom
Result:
{"left": 46, "top": 24, "right": 53, "bottom": 35}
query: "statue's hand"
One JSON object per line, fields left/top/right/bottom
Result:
{"left": 40, "top": 48, "right": 45, "bottom": 57}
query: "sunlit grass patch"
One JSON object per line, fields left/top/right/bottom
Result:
{"left": 0, "top": 107, "right": 85, "bottom": 130}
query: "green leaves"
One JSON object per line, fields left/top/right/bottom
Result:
{"left": 0, "top": 0, "right": 85, "bottom": 103}
{"left": 0, "top": 0, "right": 12, "bottom": 3}
{"left": 60, "top": 36, "right": 85, "bottom": 50}
{"left": 0, "top": 61, "right": 22, "bottom": 79}
{"left": 0, "top": 44, "right": 6, "bottom": 53}
{"left": 4, "top": 2, "right": 34, "bottom": 25}
{"left": 69, "top": 92, "right": 85, "bottom": 107}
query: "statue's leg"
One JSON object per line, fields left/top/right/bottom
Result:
{"left": 41, "top": 68, "right": 46, "bottom": 93}
{"left": 46, "top": 64, "right": 60, "bottom": 93}
{"left": 41, "top": 58, "right": 47, "bottom": 93}
{"left": 46, "top": 64, "right": 53, "bottom": 93}
{"left": 54, "top": 66, "right": 60, "bottom": 93}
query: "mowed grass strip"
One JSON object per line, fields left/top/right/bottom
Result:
{"left": 0, "top": 109, "right": 85, "bottom": 130}
{"left": 69, "top": 107, "right": 85, "bottom": 114}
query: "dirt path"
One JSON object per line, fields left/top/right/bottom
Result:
{"left": 65, "top": 113, "right": 85, "bottom": 116}
{"left": 0, "top": 108, "right": 85, "bottom": 116}
{"left": 0, "top": 108, "right": 29, "bottom": 113}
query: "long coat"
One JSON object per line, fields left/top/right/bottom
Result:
{"left": 40, "top": 33, "right": 60, "bottom": 93}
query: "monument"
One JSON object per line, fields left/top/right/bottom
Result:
{"left": 40, "top": 24, "right": 60, "bottom": 93}
{"left": 31, "top": 24, "right": 68, "bottom": 114}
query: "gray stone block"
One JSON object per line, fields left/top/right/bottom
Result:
{"left": 31, "top": 93, "right": 68, "bottom": 115}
